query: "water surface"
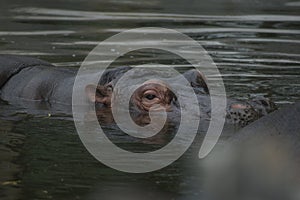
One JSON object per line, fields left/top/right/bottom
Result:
{"left": 0, "top": 0, "right": 299, "bottom": 199}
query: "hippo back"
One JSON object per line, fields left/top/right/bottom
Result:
{"left": 0, "top": 54, "right": 53, "bottom": 89}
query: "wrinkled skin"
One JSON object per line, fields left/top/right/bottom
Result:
{"left": 0, "top": 55, "right": 275, "bottom": 127}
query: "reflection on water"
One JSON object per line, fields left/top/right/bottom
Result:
{"left": 0, "top": 0, "right": 299, "bottom": 199}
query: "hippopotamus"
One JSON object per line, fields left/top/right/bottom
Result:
{"left": 204, "top": 103, "right": 300, "bottom": 200}
{"left": 86, "top": 67, "right": 275, "bottom": 127}
{"left": 0, "top": 54, "right": 275, "bottom": 127}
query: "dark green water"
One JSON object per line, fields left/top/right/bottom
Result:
{"left": 0, "top": 0, "right": 299, "bottom": 199}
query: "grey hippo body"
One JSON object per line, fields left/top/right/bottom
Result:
{"left": 0, "top": 55, "right": 75, "bottom": 104}
{"left": 0, "top": 55, "right": 130, "bottom": 105}
{"left": 205, "top": 103, "right": 300, "bottom": 200}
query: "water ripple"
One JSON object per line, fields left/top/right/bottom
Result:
{"left": 105, "top": 28, "right": 300, "bottom": 35}
{"left": 13, "top": 7, "right": 300, "bottom": 22}
{"left": 0, "top": 30, "right": 75, "bottom": 36}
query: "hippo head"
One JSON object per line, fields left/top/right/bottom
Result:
{"left": 84, "top": 67, "right": 208, "bottom": 113}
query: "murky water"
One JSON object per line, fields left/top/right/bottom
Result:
{"left": 0, "top": 0, "right": 299, "bottom": 199}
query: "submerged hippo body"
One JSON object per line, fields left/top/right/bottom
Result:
{"left": 0, "top": 55, "right": 75, "bottom": 104}
{"left": 0, "top": 55, "right": 275, "bottom": 126}
{"left": 0, "top": 55, "right": 130, "bottom": 106}
{"left": 205, "top": 103, "right": 300, "bottom": 200}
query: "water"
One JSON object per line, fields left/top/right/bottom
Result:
{"left": 0, "top": 0, "right": 299, "bottom": 199}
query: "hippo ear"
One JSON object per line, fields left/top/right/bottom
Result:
{"left": 85, "top": 84, "right": 98, "bottom": 102}
{"left": 85, "top": 84, "right": 113, "bottom": 106}
{"left": 183, "top": 69, "right": 209, "bottom": 94}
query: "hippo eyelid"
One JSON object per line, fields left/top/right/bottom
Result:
{"left": 144, "top": 94, "right": 156, "bottom": 100}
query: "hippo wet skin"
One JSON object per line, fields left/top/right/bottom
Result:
{"left": 0, "top": 55, "right": 130, "bottom": 106}
{"left": 0, "top": 55, "right": 274, "bottom": 127}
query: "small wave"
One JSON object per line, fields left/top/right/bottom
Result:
{"left": 0, "top": 30, "right": 75, "bottom": 36}
{"left": 13, "top": 7, "right": 300, "bottom": 22}
{"left": 105, "top": 28, "right": 300, "bottom": 35}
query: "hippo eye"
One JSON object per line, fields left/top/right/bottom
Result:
{"left": 106, "top": 85, "right": 113, "bottom": 92}
{"left": 144, "top": 94, "right": 156, "bottom": 100}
